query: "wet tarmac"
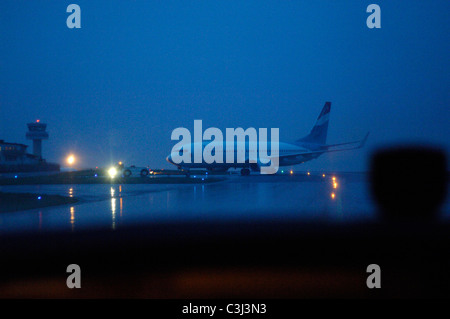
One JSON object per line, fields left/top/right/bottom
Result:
{"left": 0, "top": 172, "right": 448, "bottom": 234}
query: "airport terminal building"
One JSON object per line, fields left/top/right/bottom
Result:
{"left": 0, "top": 122, "right": 60, "bottom": 173}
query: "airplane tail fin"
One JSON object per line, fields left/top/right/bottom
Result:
{"left": 296, "top": 102, "right": 331, "bottom": 145}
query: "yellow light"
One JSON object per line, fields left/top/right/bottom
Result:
{"left": 331, "top": 192, "right": 336, "bottom": 199}
{"left": 118, "top": 161, "right": 123, "bottom": 165}
{"left": 108, "top": 167, "right": 118, "bottom": 178}
{"left": 70, "top": 206, "right": 75, "bottom": 231}
{"left": 322, "top": 174, "right": 326, "bottom": 178}
{"left": 332, "top": 176, "right": 336, "bottom": 181}
{"left": 290, "top": 170, "right": 293, "bottom": 175}
{"left": 333, "top": 182, "right": 338, "bottom": 189}
{"left": 307, "top": 172, "right": 310, "bottom": 176}
{"left": 67, "top": 154, "right": 75, "bottom": 165}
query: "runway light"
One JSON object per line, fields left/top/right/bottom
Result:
{"left": 36, "top": 119, "right": 40, "bottom": 123}
{"left": 290, "top": 170, "right": 293, "bottom": 175}
{"left": 331, "top": 193, "right": 335, "bottom": 199}
{"left": 67, "top": 154, "right": 75, "bottom": 165}
{"left": 281, "top": 170, "right": 284, "bottom": 174}
{"left": 322, "top": 174, "right": 326, "bottom": 178}
{"left": 333, "top": 182, "right": 338, "bottom": 189}
{"left": 332, "top": 176, "right": 336, "bottom": 181}
{"left": 14, "top": 175, "right": 18, "bottom": 179}
{"left": 108, "top": 167, "right": 118, "bottom": 178}
{"left": 307, "top": 172, "right": 310, "bottom": 176}
{"left": 37, "top": 196, "right": 42, "bottom": 200}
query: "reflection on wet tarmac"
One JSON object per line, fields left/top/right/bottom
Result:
{"left": 0, "top": 173, "right": 448, "bottom": 234}
{"left": 70, "top": 206, "right": 75, "bottom": 232}
{"left": 111, "top": 197, "right": 116, "bottom": 230}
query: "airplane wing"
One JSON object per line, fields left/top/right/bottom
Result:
{"left": 319, "top": 132, "right": 369, "bottom": 151}
{"left": 267, "top": 132, "right": 369, "bottom": 159}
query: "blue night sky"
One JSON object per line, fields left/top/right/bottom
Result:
{"left": 1, "top": 1, "right": 449, "bottom": 171}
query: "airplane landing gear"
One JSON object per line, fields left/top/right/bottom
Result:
{"left": 240, "top": 168, "right": 250, "bottom": 176}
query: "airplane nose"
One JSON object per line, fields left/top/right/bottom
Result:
{"left": 166, "top": 155, "right": 173, "bottom": 164}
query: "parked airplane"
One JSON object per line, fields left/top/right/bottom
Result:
{"left": 166, "top": 102, "right": 369, "bottom": 175}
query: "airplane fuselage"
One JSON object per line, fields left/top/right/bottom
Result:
{"left": 166, "top": 141, "right": 324, "bottom": 171}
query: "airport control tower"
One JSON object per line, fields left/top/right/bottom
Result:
{"left": 26, "top": 120, "right": 49, "bottom": 159}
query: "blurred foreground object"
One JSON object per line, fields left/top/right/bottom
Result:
{"left": 370, "top": 146, "right": 447, "bottom": 221}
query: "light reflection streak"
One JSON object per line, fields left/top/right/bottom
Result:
{"left": 329, "top": 176, "right": 342, "bottom": 219}
{"left": 119, "top": 197, "right": 123, "bottom": 218}
{"left": 111, "top": 198, "right": 116, "bottom": 230}
{"left": 330, "top": 176, "right": 339, "bottom": 199}
{"left": 70, "top": 206, "right": 75, "bottom": 231}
